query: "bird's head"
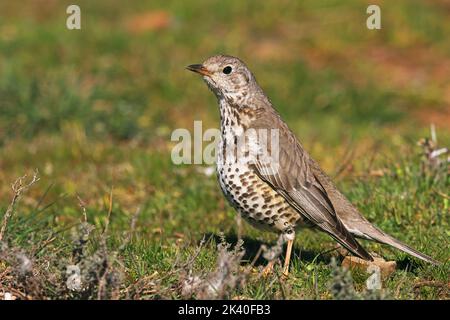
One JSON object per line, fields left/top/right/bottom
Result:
{"left": 186, "top": 55, "right": 257, "bottom": 103}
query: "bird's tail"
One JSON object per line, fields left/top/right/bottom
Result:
{"left": 347, "top": 221, "right": 441, "bottom": 265}
{"left": 370, "top": 230, "right": 441, "bottom": 265}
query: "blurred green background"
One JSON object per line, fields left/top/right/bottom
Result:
{"left": 1, "top": 0, "right": 448, "bottom": 207}
{"left": 0, "top": 0, "right": 448, "bottom": 299}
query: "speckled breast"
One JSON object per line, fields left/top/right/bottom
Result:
{"left": 215, "top": 97, "right": 305, "bottom": 234}
{"left": 217, "top": 145, "right": 303, "bottom": 234}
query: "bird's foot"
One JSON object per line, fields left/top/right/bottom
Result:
{"left": 281, "top": 266, "right": 290, "bottom": 279}
{"left": 261, "top": 260, "right": 275, "bottom": 277}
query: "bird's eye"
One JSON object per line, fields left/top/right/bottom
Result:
{"left": 222, "top": 66, "right": 232, "bottom": 74}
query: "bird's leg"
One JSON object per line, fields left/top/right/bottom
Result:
{"left": 283, "top": 239, "right": 294, "bottom": 277}
{"left": 282, "top": 229, "right": 295, "bottom": 277}
{"left": 261, "top": 234, "right": 285, "bottom": 277}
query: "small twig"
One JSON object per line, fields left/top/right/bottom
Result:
{"left": 0, "top": 171, "right": 40, "bottom": 242}
{"left": 33, "top": 182, "right": 54, "bottom": 212}
{"left": 278, "top": 276, "right": 287, "bottom": 299}
{"left": 76, "top": 195, "right": 88, "bottom": 223}
{"left": 0, "top": 285, "right": 29, "bottom": 300}
{"left": 119, "top": 206, "right": 141, "bottom": 250}
{"left": 413, "top": 280, "right": 449, "bottom": 289}
{"left": 413, "top": 280, "right": 449, "bottom": 299}
{"left": 394, "top": 271, "right": 408, "bottom": 298}
{"left": 103, "top": 187, "right": 113, "bottom": 238}
{"left": 167, "top": 236, "right": 208, "bottom": 280}
{"left": 249, "top": 245, "right": 264, "bottom": 268}
{"left": 313, "top": 271, "right": 319, "bottom": 299}
{"left": 261, "top": 272, "right": 279, "bottom": 297}
{"left": 433, "top": 189, "right": 450, "bottom": 199}
{"left": 97, "top": 187, "right": 114, "bottom": 300}
{"left": 178, "top": 236, "right": 207, "bottom": 270}
{"left": 430, "top": 123, "right": 437, "bottom": 144}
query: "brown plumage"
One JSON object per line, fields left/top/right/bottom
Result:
{"left": 187, "top": 54, "right": 440, "bottom": 275}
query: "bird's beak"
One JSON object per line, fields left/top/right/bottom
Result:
{"left": 186, "top": 64, "right": 211, "bottom": 76}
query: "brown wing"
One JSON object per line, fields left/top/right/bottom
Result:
{"left": 249, "top": 110, "right": 373, "bottom": 261}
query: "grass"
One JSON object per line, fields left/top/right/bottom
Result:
{"left": 0, "top": 0, "right": 449, "bottom": 299}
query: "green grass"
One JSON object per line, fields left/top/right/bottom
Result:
{"left": 0, "top": 0, "right": 449, "bottom": 299}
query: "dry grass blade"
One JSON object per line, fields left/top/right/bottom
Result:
{"left": 0, "top": 171, "right": 40, "bottom": 242}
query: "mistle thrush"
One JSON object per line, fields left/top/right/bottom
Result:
{"left": 187, "top": 55, "right": 440, "bottom": 275}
